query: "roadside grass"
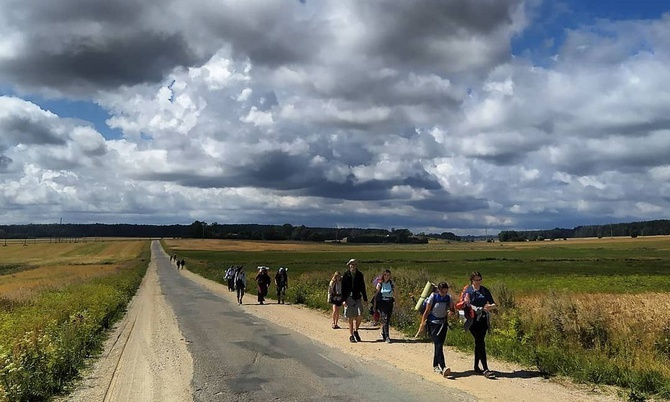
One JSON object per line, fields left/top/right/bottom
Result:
{"left": 0, "top": 241, "right": 150, "bottom": 402}
{"left": 163, "top": 236, "right": 670, "bottom": 400}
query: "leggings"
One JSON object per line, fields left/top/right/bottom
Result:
{"left": 469, "top": 317, "right": 489, "bottom": 371}
{"left": 428, "top": 321, "right": 448, "bottom": 368}
{"left": 377, "top": 299, "right": 394, "bottom": 339}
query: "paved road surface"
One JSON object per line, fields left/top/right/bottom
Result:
{"left": 155, "top": 242, "right": 473, "bottom": 401}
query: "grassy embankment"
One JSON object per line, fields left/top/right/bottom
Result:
{"left": 165, "top": 236, "right": 670, "bottom": 401}
{"left": 0, "top": 240, "right": 150, "bottom": 402}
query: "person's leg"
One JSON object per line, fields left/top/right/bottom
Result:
{"left": 353, "top": 298, "right": 363, "bottom": 341}
{"left": 476, "top": 326, "right": 488, "bottom": 371}
{"left": 470, "top": 321, "right": 487, "bottom": 371}
{"left": 434, "top": 322, "right": 442, "bottom": 369}
{"left": 436, "top": 323, "right": 447, "bottom": 369}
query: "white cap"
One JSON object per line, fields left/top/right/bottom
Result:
{"left": 347, "top": 258, "right": 357, "bottom": 266}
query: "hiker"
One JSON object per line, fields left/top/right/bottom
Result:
{"left": 275, "top": 267, "right": 288, "bottom": 304}
{"left": 179, "top": 259, "right": 186, "bottom": 270}
{"left": 375, "top": 269, "right": 395, "bottom": 343}
{"left": 341, "top": 258, "right": 368, "bottom": 343}
{"left": 419, "top": 281, "right": 455, "bottom": 377}
{"left": 225, "top": 266, "right": 236, "bottom": 292}
{"left": 463, "top": 271, "right": 497, "bottom": 379}
{"left": 255, "top": 266, "right": 272, "bottom": 305}
{"left": 234, "top": 266, "right": 247, "bottom": 305}
{"left": 327, "top": 271, "right": 343, "bottom": 329}
{"left": 369, "top": 271, "right": 383, "bottom": 326}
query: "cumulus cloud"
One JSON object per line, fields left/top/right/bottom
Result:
{"left": 0, "top": 0, "right": 668, "bottom": 233}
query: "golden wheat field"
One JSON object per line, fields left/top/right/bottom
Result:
{"left": 0, "top": 240, "right": 148, "bottom": 302}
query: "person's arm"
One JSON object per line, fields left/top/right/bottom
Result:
{"left": 484, "top": 287, "right": 497, "bottom": 311}
{"left": 420, "top": 298, "right": 433, "bottom": 329}
{"left": 360, "top": 274, "right": 368, "bottom": 302}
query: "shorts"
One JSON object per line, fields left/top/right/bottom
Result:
{"left": 344, "top": 297, "right": 363, "bottom": 318}
{"left": 330, "top": 298, "right": 343, "bottom": 307}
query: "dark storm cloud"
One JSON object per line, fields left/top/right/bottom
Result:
{"left": 0, "top": 0, "right": 203, "bottom": 94}
{"left": 2, "top": 32, "right": 199, "bottom": 93}
{"left": 352, "top": 0, "right": 522, "bottom": 71}
{"left": 410, "top": 193, "right": 488, "bottom": 213}
{"left": 0, "top": 115, "right": 66, "bottom": 145}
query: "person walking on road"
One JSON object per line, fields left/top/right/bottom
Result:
{"left": 341, "top": 259, "right": 368, "bottom": 343}
{"left": 275, "top": 267, "right": 288, "bottom": 304}
{"left": 375, "top": 269, "right": 395, "bottom": 343}
{"left": 234, "top": 266, "right": 247, "bottom": 305}
{"left": 419, "top": 281, "right": 455, "bottom": 377}
{"left": 255, "top": 266, "right": 272, "bottom": 305}
{"left": 463, "top": 271, "right": 497, "bottom": 379}
{"left": 327, "top": 271, "right": 343, "bottom": 329}
{"left": 225, "top": 266, "right": 236, "bottom": 292}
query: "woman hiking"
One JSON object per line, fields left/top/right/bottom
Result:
{"left": 375, "top": 269, "right": 395, "bottom": 343}
{"left": 418, "top": 281, "right": 455, "bottom": 377}
{"left": 462, "top": 271, "right": 497, "bottom": 379}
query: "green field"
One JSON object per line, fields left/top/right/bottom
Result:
{"left": 165, "top": 236, "right": 670, "bottom": 400}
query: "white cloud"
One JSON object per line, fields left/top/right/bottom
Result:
{"left": 0, "top": 1, "right": 668, "bottom": 234}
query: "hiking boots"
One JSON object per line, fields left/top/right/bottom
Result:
{"left": 353, "top": 330, "right": 361, "bottom": 342}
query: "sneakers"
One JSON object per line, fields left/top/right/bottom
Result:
{"left": 353, "top": 330, "right": 361, "bottom": 342}
{"left": 384, "top": 337, "right": 391, "bottom": 344}
{"left": 349, "top": 335, "right": 357, "bottom": 343}
{"left": 483, "top": 370, "right": 496, "bottom": 379}
{"left": 433, "top": 366, "right": 443, "bottom": 374}
{"left": 442, "top": 367, "right": 452, "bottom": 377}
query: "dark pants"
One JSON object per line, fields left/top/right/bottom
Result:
{"left": 227, "top": 278, "right": 235, "bottom": 291}
{"left": 428, "top": 320, "right": 448, "bottom": 368}
{"left": 257, "top": 284, "right": 268, "bottom": 303}
{"left": 377, "top": 299, "right": 394, "bottom": 339}
{"left": 276, "top": 284, "right": 287, "bottom": 303}
{"left": 236, "top": 287, "right": 245, "bottom": 303}
{"left": 469, "top": 316, "right": 489, "bottom": 371}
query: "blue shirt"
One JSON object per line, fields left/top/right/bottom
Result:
{"left": 464, "top": 285, "right": 495, "bottom": 308}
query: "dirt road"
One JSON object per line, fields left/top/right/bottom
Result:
{"left": 63, "top": 242, "right": 620, "bottom": 401}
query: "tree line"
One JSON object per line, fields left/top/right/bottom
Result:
{"left": 2, "top": 219, "right": 666, "bottom": 243}
{"left": 498, "top": 219, "right": 670, "bottom": 242}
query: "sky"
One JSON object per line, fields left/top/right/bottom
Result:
{"left": 1, "top": 0, "right": 669, "bottom": 235}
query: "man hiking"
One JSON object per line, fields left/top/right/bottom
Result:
{"left": 341, "top": 259, "right": 368, "bottom": 343}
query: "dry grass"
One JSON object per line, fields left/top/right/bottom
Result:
{"left": 0, "top": 240, "right": 147, "bottom": 303}
{"left": 0, "top": 264, "right": 125, "bottom": 302}
{"left": 163, "top": 238, "right": 346, "bottom": 252}
{"left": 0, "top": 240, "right": 145, "bottom": 266}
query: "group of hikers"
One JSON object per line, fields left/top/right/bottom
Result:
{"left": 327, "top": 258, "right": 498, "bottom": 379}
{"left": 223, "top": 265, "right": 289, "bottom": 305}
{"left": 170, "top": 254, "right": 186, "bottom": 270}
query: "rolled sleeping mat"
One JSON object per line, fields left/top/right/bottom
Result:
{"left": 414, "top": 281, "right": 435, "bottom": 310}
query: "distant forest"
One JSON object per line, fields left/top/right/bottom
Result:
{"left": 498, "top": 219, "right": 670, "bottom": 242}
{"left": 0, "top": 219, "right": 668, "bottom": 243}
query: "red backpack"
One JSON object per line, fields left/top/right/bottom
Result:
{"left": 455, "top": 284, "right": 475, "bottom": 318}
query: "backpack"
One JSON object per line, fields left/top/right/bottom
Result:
{"left": 371, "top": 274, "right": 383, "bottom": 288}
{"left": 417, "top": 296, "right": 433, "bottom": 315}
{"left": 424, "top": 292, "right": 450, "bottom": 320}
{"left": 454, "top": 284, "right": 470, "bottom": 310}
{"left": 455, "top": 284, "right": 476, "bottom": 319}
{"left": 414, "top": 282, "right": 437, "bottom": 314}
